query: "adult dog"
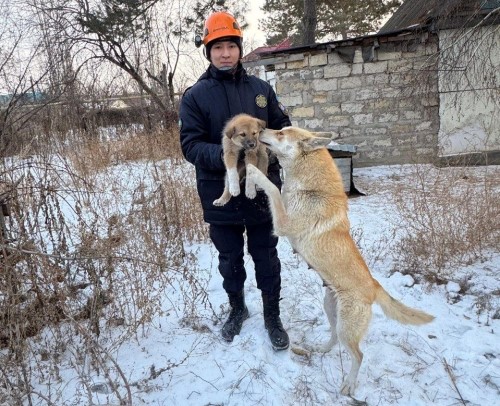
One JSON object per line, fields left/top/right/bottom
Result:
{"left": 246, "top": 126, "right": 434, "bottom": 396}
{"left": 213, "top": 113, "right": 268, "bottom": 206}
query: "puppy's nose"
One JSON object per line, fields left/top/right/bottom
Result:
{"left": 246, "top": 140, "right": 256, "bottom": 149}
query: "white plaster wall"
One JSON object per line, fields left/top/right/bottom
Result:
{"left": 438, "top": 26, "right": 500, "bottom": 156}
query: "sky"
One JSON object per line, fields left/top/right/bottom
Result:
{"left": 16, "top": 161, "right": 500, "bottom": 406}
{"left": 245, "top": 0, "right": 267, "bottom": 47}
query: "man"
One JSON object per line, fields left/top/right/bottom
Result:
{"left": 178, "top": 11, "right": 291, "bottom": 350}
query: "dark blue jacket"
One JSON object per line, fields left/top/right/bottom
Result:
{"left": 179, "top": 63, "right": 291, "bottom": 225}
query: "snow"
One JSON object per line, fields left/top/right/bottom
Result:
{"left": 7, "top": 163, "right": 500, "bottom": 405}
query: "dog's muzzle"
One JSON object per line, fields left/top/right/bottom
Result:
{"left": 243, "top": 140, "right": 257, "bottom": 150}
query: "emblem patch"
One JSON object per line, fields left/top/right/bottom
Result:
{"left": 278, "top": 102, "right": 289, "bottom": 116}
{"left": 255, "top": 94, "right": 267, "bottom": 108}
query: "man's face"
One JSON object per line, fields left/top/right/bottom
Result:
{"left": 210, "top": 40, "right": 240, "bottom": 69}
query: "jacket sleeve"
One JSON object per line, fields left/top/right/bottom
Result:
{"left": 266, "top": 86, "right": 292, "bottom": 130}
{"left": 179, "top": 90, "right": 225, "bottom": 172}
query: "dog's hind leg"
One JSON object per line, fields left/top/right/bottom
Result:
{"left": 337, "top": 298, "right": 371, "bottom": 396}
{"left": 310, "top": 287, "right": 338, "bottom": 353}
{"left": 213, "top": 176, "right": 232, "bottom": 206}
{"left": 320, "top": 287, "right": 339, "bottom": 352}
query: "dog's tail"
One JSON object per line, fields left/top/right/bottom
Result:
{"left": 375, "top": 285, "right": 434, "bottom": 325}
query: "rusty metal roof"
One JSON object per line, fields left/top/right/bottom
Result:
{"left": 379, "top": 0, "right": 498, "bottom": 33}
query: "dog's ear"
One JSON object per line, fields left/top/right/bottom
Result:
{"left": 310, "top": 131, "right": 337, "bottom": 140}
{"left": 224, "top": 125, "right": 237, "bottom": 139}
{"left": 257, "top": 119, "right": 266, "bottom": 130}
{"left": 302, "top": 136, "right": 331, "bottom": 151}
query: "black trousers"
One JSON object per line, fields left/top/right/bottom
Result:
{"left": 209, "top": 222, "right": 281, "bottom": 295}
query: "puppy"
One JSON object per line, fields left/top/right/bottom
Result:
{"left": 213, "top": 113, "right": 268, "bottom": 206}
{"left": 246, "top": 126, "right": 434, "bottom": 396}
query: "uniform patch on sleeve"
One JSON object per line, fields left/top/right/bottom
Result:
{"left": 279, "top": 102, "right": 289, "bottom": 116}
{"left": 255, "top": 94, "right": 268, "bottom": 108}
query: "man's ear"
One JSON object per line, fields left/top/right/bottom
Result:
{"left": 301, "top": 136, "right": 331, "bottom": 151}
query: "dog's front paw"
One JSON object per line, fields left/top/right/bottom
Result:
{"left": 245, "top": 185, "right": 257, "bottom": 199}
{"left": 228, "top": 182, "right": 240, "bottom": 197}
{"left": 227, "top": 168, "right": 240, "bottom": 197}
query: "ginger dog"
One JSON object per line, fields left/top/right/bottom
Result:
{"left": 213, "top": 114, "right": 268, "bottom": 206}
{"left": 246, "top": 126, "right": 434, "bottom": 396}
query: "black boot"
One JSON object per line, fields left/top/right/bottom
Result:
{"left": 221, "top": 291, "right": 249, "bottom": 342}
{"left": 262, "top": 292, "right": 289, "bottom": 351}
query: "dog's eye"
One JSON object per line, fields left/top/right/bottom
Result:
{"left": 239, "top": 132, "right": 246, "bottom": 137}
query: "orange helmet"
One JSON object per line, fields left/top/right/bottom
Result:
{"left": 202, "top": 11, "right": 243, "bottom": 46}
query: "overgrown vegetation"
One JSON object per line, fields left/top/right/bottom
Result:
{"left": 1, "top": 118, "right": 498, "bottom": 403}
{"left": 0, "top": 121, "right": 209, "bottom": 404}
{"left": 391, "top": 163, "right": 500, "bottom": 285}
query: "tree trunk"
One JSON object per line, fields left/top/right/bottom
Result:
{"left": 302, "top": 0, "right": 317, "bottom": 45}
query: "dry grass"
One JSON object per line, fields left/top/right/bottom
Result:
{"left": 391, "top": 163, "right": 500, "bottom": 284}
{"left": 67, "top": 125, "right": 184, "bottom": 173}
{"left": 0, "top": 122, "right": 209, "bottom": 404}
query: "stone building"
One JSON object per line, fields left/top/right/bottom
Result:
{"left": 243, "top": 0, "right": 499, "bottom": 167}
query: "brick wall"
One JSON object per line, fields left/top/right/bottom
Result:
{"left": 270, "top": 36, "right": 440, "bottom": 167}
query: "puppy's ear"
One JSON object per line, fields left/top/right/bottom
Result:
{"left": 224, "top": 125, "right": 237, "bottom": 139}
{"left": 257, "top": 119, "right": 267, "bottom": 129}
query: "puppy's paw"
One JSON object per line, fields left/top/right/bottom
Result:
{"left": 228, "top": 182, "right": 240, "bottom": 197}
{"left": 213, "top": 197, "right": 228, "bottom": 206}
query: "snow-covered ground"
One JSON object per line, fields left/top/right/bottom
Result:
{"left": 14, "top": 163, "right": 500, "bottom": 405}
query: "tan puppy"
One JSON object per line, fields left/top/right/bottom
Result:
{"left": 246, "top": 126, "right": 434, "bottom": 396}
{"left": 213, "top": 114, "right": 268, "bottom": 206}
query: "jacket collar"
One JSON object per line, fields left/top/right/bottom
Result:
{"left": 205, "top": 62, "right": 245, "bottom": 81}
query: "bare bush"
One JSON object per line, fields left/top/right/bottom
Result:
{"left": 391, "top": 163, "right": 500, "bottom": 284}
{"left": 0, "top": 123, "right": 208, "bottom": 403}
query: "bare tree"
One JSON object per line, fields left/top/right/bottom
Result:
{"left": 0, "top": 0, "right": 55, "bottom": 155}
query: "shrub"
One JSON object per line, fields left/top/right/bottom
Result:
{"left": 391, "top": 163, "right": 500, "bottom": 284}
{"left": 0, "top": 123, "right": 208, "bottom": 403}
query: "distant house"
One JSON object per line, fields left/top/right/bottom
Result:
{"left": 379, "top": 0, "right": 500, "bottom": 164}
{"left": 0, "top": 92, "right": 47, "bottom": 106}
{"left": 243, "top": 0, "right": 500, "bottom": 166}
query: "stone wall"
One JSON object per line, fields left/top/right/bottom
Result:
{"left": 270, "top": 36, "right": 441, "bottom": 167}
{"left": 438, "top": 26, "right": 500, "bottom": 158}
